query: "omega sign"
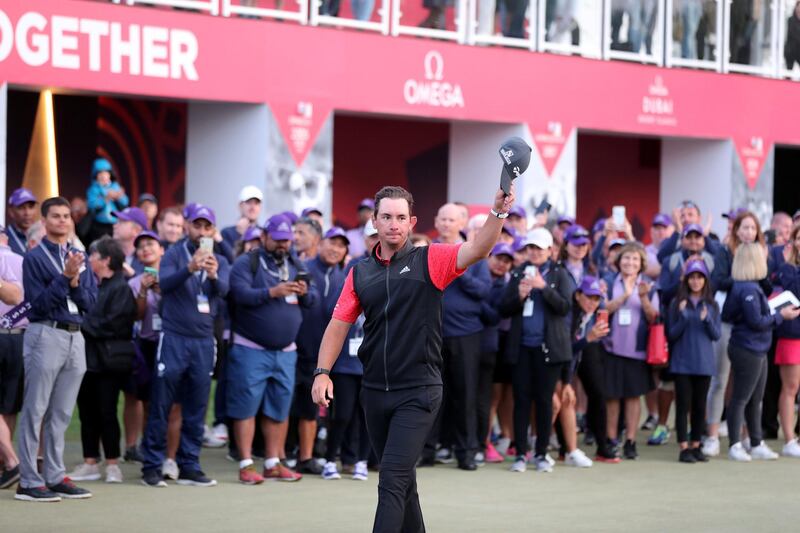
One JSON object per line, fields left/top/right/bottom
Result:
{"left": 403, "top": 51, "right": 465, "bottom": 108}
{"left": 0, "top": 8, "right": 199, "bottom": 81}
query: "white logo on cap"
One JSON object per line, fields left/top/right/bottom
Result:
{"left": 500, "top": 148, "right": 514, "bottom": 165}
{"left": 278, "top": 222, "right": 290, "bottom": 232}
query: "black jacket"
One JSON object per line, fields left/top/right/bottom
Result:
{"left": 499, "top": 261, "right": 572, "bottom": 365}
{"left": 352, "top": 240, "right": 444, "bottom": 391}
{"left": 82, "top": 271, "right": 137, "bottom": 372}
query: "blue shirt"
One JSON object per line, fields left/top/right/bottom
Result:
{"left": 442, "top": 260, "right": 491, "bottom": 338}
{"left": 23, "top": 238, "right": 97, "bottom": 325}
{"left": 86, "top": 181, "right": 129, "bottom": 224}
{"left": 667, "top": 298, "right": 721, "bottom": 375}
{"left": 159, "top": 238, "right": 230, "bottom": 338}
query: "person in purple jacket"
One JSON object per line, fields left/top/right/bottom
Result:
{"left": 666, "top": 259, "right": 721, "bottom": 463}
{"left": 722, "top": 243, "right": 800, "bottom": 462}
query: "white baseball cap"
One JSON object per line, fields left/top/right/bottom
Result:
{"left": 525, "top": 227, "right": 553, "bottom": 249}
{"left": 239, "top": 185, "right": 263, "bottom": 203}
{"left": 364, "top": 219, "right": 378, "bottom": 237}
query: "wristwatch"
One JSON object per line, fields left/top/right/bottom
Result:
{"left": 313, "top": 368, "right": 330, "bottom": 378}
{"left": 490, "top": 208, "right": 509, "bottom": 219}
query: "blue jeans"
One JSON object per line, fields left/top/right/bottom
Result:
{"left": 681, "top": 0, "right": 702, "bottom": 59}
{"left": 351, "top": 0, "right": 374, "bottom": 21}
{"left": 141, "top": 333, "right": 215, "bottom": 474}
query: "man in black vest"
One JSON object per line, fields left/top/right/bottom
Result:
{"left": 312, "top": 184, "right": 515, "bottom": 533}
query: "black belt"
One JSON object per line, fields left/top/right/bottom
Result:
{"left": 0, "top": 328, "right": 24, "bottom": 335}
{"left": 36, "top": 321, "right": 81, "bottom": 333}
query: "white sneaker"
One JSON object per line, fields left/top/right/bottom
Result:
{"left": 509, "top": 458, "right": 527, "bottom": 473}
{"left": 565, "top": 449, "right": 593, "bottom": 468}
{"left": 211, "top": 423, "right": 229, "bottom": 442}
{"left": 105, "top": 464, "right": 123, "bottom": 483}
{"left": 68, "top": 462, "right": 101, "bottom": 481}
{"left": 352, "top": 461, "right": 368, "bottom": 481}
{"left": 702, "top": 436, "right": 720, "bottom": 457}
{"left": 162, "top": 458, "right": 179, "bottom": 481}
{"left": 750, "top": 441, "right": 779, "bottom": 460}
{"left": 741, "top": 437, "right": 751, "bottom": 453}
{"left": 202, "top": 425, "right": 226, "bottom": 448}
{"left": 781, "top": 438, "right": 800, "bottom": 458}
{"left": 495, "top": 437, "right": 511, "bottom": 457}
{"left": 534, "top": 455, "right": 553, "bottom": 473}
{"left": 322, "top": 461, "right": 341, "bottom": 480}
{"left": 718, "top": 423, "right": 729, "bottom": 438}
{"left": 728, "top": 442, "right": 752, "bottom": 462}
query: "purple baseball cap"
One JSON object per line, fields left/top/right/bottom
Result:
{"left": 592, "top": 218, "right": 607, "bottom": 234}
{"left": 609, "top": 238, "right": 627, "bottom": 249}
{"left": 564, "top": 224, "right": 590, "bottom": 246}
{"left": 508, "top": 206, "right": 527, "bottom": 219}
{"left": 134, "top": 230, "right": 160, "bottom": 247}
{"left": 280, "top": 210, "right": 299, "bottom": 225}
{"left": 264, "top": 214, "right": 294, "bottom": 241}
{"left": 722, "top": 207, "right": 747, "bottom": 220}
{"left": 138, "top": 193, "right": 158, "bottom": 205}
{"left": 501, "top": 225, "right": 517, "bottom": 237}
{"left": 188, "top": 204, "right": 216, "bottom": 226}
{"left": 113, "top": 207, "right": 148, "bottom": 229}
{"left": 8, "top": 187, "right": 37, "bottom": 207}
{"left": 301, "top": 207, "right": 323, "bottom": 218}
{"left": 242, "top": 226, "right": 262, "bottom": 242}
{"left": 578, "top": 276, "right": 604, "bottom": 297}
{"left": 652, "top": 213, "right": 673, "bottom": 227}
{"left": 683, "top": 258, "right": 709, "bottom": 278}
{"left": 358, "top": 198, "right": 375, "bottom": 211}
{"left": 512, "top": 235, "right": 526, "bottom": 253}
{"left": 182, "top": 202, "right": 198, "bottom": 219}
{"left": 557, "top": 215, "right": 575, "bottom": 227}
{"left": 682, "top": 223, "right": 704, "bottom": 237}
{"left": 491, "top": 243, "right": 514, "bottom": 258}
{"left": 324, "top": 226, "right": 350, "bottom": 245}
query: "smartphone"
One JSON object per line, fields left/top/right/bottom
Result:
{"left": 596, "top": 309, "right": 609, "bottom": 327}
{"left": 524, "top": 265, "right": 538, "bottom": 278}
{"left": 294, "top": 271, "right": 310, "bottom": 283}
{"left": 199, "top": 237, "right": 214, "bottom": 253}
{"left": 144, "top": 267, "right": 159, "bottom": 280}
{"left": 612, "top": 206, "right": 626, "bottom": 230}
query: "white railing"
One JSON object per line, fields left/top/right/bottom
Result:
{"left": 103, "top": 0, "right": 800, "bottom": 81}
{"left": 222, "top": 0, "right": 308, "bottom": 24}
{"left": 309, "top": 0, "right": 391, "bottom": 35}
{"left": 391, "top": 0, "right": 469, "bottom": 44}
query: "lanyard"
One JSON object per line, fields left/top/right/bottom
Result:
{"left": 40, "top": 242, "right": 66, "bottom": 274}
{"left": 8, "top": 226, "right": 26, "bottom": 254}
{"left": 259, "top": 256, "right": 288, "bottom": 281}
{"left": 183, "top": 242, "right": 207, "bottom": 290}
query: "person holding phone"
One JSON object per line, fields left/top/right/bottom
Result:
{"left": 722, "top": 243, "right": 800, "bottom": 461}
{"left": 499, "top": 227, "right": 573, "bottom": 474}
{"left": 603, "top": 243, "right": 659, "bottom": 460}
{"left": 227, "top": 214, "right": 318, "bottom": 485}
{"left": 667, "top": 260, "right": 721, "bottom": 463}
{"left": 311, "top": 184, "right": 514, "bottom": 532}
{"left": 139, "top": 204, "right": 230, "bottom": 488}
{"left": 571, "top": 276, "right": 616, "bottom": 462}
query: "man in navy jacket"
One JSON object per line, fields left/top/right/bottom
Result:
{"left": 140, "top": 204, "right": 230, "bottom": 488}
{"left": 16, "top": 197, "right": 97, "bottom": 502}
{"left": 227, "top": 214, "right": 318, "bottom": 484}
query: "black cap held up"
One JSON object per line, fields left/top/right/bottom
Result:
{"left": 499, "top": 136, "right": 532, "bottom": 195}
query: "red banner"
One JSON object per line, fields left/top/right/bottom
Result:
{"left": 734, "top": 136, "right": 772, "bottom": 190}
{"left": 1, "top": 0, "right": 800, "bottom": 151}
{"left": 529, "top": 121, "right": 572, "bottom": 177}
{"left": 271, "top": 100, "right": 332, "bottom": 167}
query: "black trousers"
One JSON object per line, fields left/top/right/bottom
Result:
{"left": 77, "top": 371, "right": 126, "bottom": 460}
{"left": 362, "top": 386, "right": 442, "bottom": 533}
{"left": 577, "top": 344, "right": 609, "bottom": 455}
{"left": 674, "top": 374, "right": 711, "bottom": 444}
{"left": 426, "top": 333, "right": 481, "bottom": 463}
{"left": 512, "top": 346, "right": 563, "bottom": 457}
{"left": 326, "top": 373, "right": 370, "bottom": 464}
{"left": 476, "top": 351, "right": 497, "bottom": 451}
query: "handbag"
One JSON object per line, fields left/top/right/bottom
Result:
{"left": 646, "top": 322, "right": 669, "bottom": 366}
{"left": 99, "top": 339, "right": 137, "bottom": 373}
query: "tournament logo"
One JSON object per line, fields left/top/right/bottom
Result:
{"left": 403, "top": 50, "right": 465, "bottom": 109}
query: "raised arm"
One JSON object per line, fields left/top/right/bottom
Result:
{"left": 457, "top": 187, "right": 515, "bottom": 270}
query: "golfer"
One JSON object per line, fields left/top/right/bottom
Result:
{"left": 312, "top": 184, "right": 515, "bottom": 532}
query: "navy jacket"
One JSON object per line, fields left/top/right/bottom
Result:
{"left": 23, "top": 238, "right": 97, "bottom": 325}
{"left": 722, "top": 281, "right": 782, "bottom": 354}
{"left": 775, "top": 263, "right": 800, "bottom": 339}
{"left": 658, "top": 248, "right": 716, "bottom": 308}
{"left": 667, "top": 298, "right": 721, "bottom": 376}
{"left": 479, "top": 267, "right": 506, "bottom": 353}
{"left": 221, "top": 226, "right": 242, "bottom": 250}
{"left": 333, "top": 257, "right": 369, "bottom": 375}
{"left": 296, "top": 257, "right": 344, "bottom": 361}
{"left": 442, "top": 259, "right": 491, "bottom": 338}
{"left": 229, "top": 249, "right": 317, "bottom": 351}
{"left": 160, "top": 238, "right": 230, "bottom": 338}
{"left": 6, "top": 224, "right": 28, "bottom": 256}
